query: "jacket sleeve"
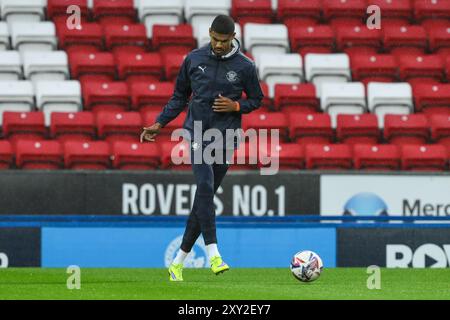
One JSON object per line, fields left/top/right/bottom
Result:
{"left": 156, "top": 56, "right": 192, "bottom": 127}
{"left": 237, "top": 62, "right": 264, "bottom": 114}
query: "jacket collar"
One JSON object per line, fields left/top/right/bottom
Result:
{"left": 209, "top": 38, "right": 241, "bottom": 61}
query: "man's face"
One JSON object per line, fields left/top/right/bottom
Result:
{"left": 209, "top": 29, "right": 235, "bottom": 56}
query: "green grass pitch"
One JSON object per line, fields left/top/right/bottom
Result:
{"left": 0, "top": 268, "right": 449, "bottom": 300}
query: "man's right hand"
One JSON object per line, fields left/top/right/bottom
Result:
{"left": 140, "top": 123, "right": 162, "bottom": 143}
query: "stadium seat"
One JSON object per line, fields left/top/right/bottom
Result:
{"left": 367, "top": 82, "right": 413, "bottom": 127}
{"left": 195, "top": 23, "right": 242, "bottom": 48}
{"left": 368, "top": 0, "right": 412, "bottom": 22}
{"left": 353, "top": 144, "right": 401, "bottom": 171}
{"left": 15, "top": 139, "right": 63, "bottom": 169}
{"left": 401, "top": 144, "right": 448, "bottom": 171}
{"left": 427, "top": 25, "right": 450, "bottom": 54}
{"left": 350, "top": 54, "right": 398, "bottom": 84}
{"left": 413, "top": 0, "right": 450, "bottom": 22}
{"left": 231, "top": 0, "right": 273, "bottom": 25}
{"left": 305, "top": 144, "right": 353, "bottom": 170}
{"left": 115, "top": 52, "right": 162, "bottom": 84}
{"left": 151, "top": 24, "right": 196, "bottom": 54}
{"left": 0, "top": 81, "right": 34, "bottom": 126}
{"left": 35, "top": 80, "right": 82, "bottom": 126}
{"left": 2, "top": 111, "right": 46, "bottom": 144}
{"left": 142, "top": 110, "right": 187, "bottom": 143}
{"left": 1, "top": 0, "right": 46, "bottom": 24}
{"left": 138, "top": 0, "right": 183, "bottom": 38}
{"left": 162, "top": 52, "right": 187, "bottom": 82}
{"left": 257, "top": 53, "right": 303, "bottom": 98}
{"left": 68, "top": 51, "right": 116, "bottom": 82}
{"left": 289, "top": 25, "right": 334, "bottom": 56}
{"left": 92, "top": 0, "right": 136, "bottom": 25}
{"left": 64, "top": 140, "right": 111, "bottom": 170}
{"left": 288, "top": 113, "right": 333, "bottom": 145}
{"left": 336, "top": 25, "right": 382, "bottom": 54}
{"left": 0, "top": 22, "right": 10, "bottom": 50}
{"left": 244, "top": 23, "right": 289, "bottom": 61}
{"left": 320, "top": 82, "right": 367, "bottom": 128}
{"left": 384, "top": 114, "right": 430, "bottom": 146}
{"left": 160, "top": 140, "right": 191, "bottom": 170}
{"left": 273, "top": 83, "right": 318, "bottom": 113}
{"left": 304, "top": 53, "right": 351, "bottom": 90}
{"left": 96, "top": 111, "right": 142, "bottom": 143}
{"left": 55, "top": 22, "right": 104, "bottom": 53}
{"left": 22, "top": 51, "right": 69, "bottom": 82}
{"left": 184, "top": 0, "right": 230, "bottom": 26}
{"left": 81, "top": 81, "right": 130, "bottom": 113}
{"left": 47, "top": 0, "right": 89, "bottom": 20}
{"left": 397, "top": 54, "right": 445, "bottom": 84}
{"left": 10, "top": 22, "right": 57, "bottom": 52}
{"left": 0, "top": 140, "right": 13, "bottom": 169}
{"left": 258, "top": 142, "right": 305, "bottom": 170}
{"left": 103, "top": 23, "right": 148, "bottom": 54}
{"left": 412, "top": 83, "right": 450, "bottom": 115}
{"left": 323, "top": 0, "right": 366, "bottom": 22}
{"left": 429, "top": 114, "right": 450, "bottom": 148}
{"left": 0, "top": 51, "right": 22, "bottom": 80}
{"left": 131, "top": 81, "right": 174, "bottom": 111}
{"left": 336, "top": 114, "right": 380, "bottom": 145}
{"left": 383, "top": 25, "right": 428, "bottom": 56}
{"left": 242, "top": 112, "right": 289, "bottom": 141}
{"left": 277, "top": 0, "right": 321, "bottom": 27}
{"left": 50, "top": 111, "right": 96, "bottom": 143}
{"left": 112, "top": 141, "right": 160, "bottom": 170}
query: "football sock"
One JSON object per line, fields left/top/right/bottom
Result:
{"left": 206, "top": 243, "right": 221, "bottom": 261}
{"left": 172, "top": 249, "right": 189, "bottom": 265}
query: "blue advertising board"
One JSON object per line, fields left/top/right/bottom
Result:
{"left": 42, "top": 227, "right": 336, "bottom": 268}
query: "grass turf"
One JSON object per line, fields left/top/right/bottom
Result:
{"left": 0, "top": 268, "right": 449, "bottom": 300}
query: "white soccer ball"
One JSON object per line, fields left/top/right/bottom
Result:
{"left": 290, "top": 250, "right": 323, "bottom": 282}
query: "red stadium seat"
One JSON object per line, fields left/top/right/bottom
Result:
{"left": 55, "top": 22, "right": 103, "bottom": 53}
{"left": 336, "top": 25, "right": 382, "bottom": 53}
{"left": 115, "top": 52, "right": 163, "bottom": 84}
{"left": 429, "top": 114, "right": 450, "bottom": 148}
{"left": 401, "top": 144, "right": 448, "bottom": 171}
{"left": 288, "top": 113, "right": 333, "bottom": 145}
{"left": 69, "top": 51, "right": 115, "bottom": 82}
{"left": 412, "top": 83, "right": 450, "bottom": 115}
{"left": 131, "top": 81, "right": 174, "bottom": 111}
{"left": 350, "top": 54, "right": 398, "bottom": 84}
{"left": 414, "top": 0, "right": 450, "bottom": 22}
{"left": 160, "top": 140, "right": 191, "bottom": 170}
{"left": 163, "top": 52, "right": 187, "bottom": 82}
{"left": 289, "top": 25, "right": 334, "bottom": 54}
{"left": 273, "top": 83, "right": 318, "bottom": 113}
{"left": 323, "top": 0, "right": 366, "bottom": 22}
{"left": 353, "top": 144, "right": 401, "bottom": 171}
{"left": 383, "top": 25, "right": 428, "bottom": 55}
{"left": 16, "top": 140, "right": 63, "bottom": 170}
{"left": 367, "top": 0, "right": 412, "bottom": 21}
{"left": 231, "top": 0, "right": 273, "bottom": 25}
{"left": 82, "top": 81, "right": 130, "bottom": 113}
{"left": 258, "top": 142, "right": 305, "bottom": 170}
{"left": 305, "top": 143, "right": 353, "bottom": 170}
{"left": 50, "top": 112, "right": 96, "bottom": 143}
{"left": 397, "top": 54, "right": 445, "bottom": 84}
{"left": 2, "top": 112, "right": 46, "bottom": 144}
{"left": 447, "top": 56, "right": 450, "bottom": 81}
{"left": 142, "top": 110, "right": 187, "bottom": 143}
{"left": 92, "top": 0, "right": 136, "bottom": 25}
{"left": 0, "top": 140, "right": 13, "bottom": 169}
{"left": 48, "top": 0, "right": 89, "bottom": 20}
{"left": 112, "top": 141, "right": 160, "bottom": 170}
{"left": 152, "top": 24, "right": 196, "bottom": 52}
{"left": 242, "top": 112, "right": 288, "bottom": 141}
{"left": 64, "top": 140, "right": 111, "bottom": 170}
{"left": 103, "top": 23, "right": 148, "bottom": 54}
{"left": 277, "top": 0, "right": 322, "bottom": 23}
{"left": 96, "top": 111, "right": 142, "bottom": 143}
{"left": 384, "top": 114, "right": 430, "bottom": 146}
{"left": 427, "top": 25, "right": 450, "bottom": 53}
{"left": 336, "top": 114, "right": 380, "bottom": 145}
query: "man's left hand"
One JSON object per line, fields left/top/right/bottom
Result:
{"left": 213, "top": 94, "right": 238, "bottom": 112}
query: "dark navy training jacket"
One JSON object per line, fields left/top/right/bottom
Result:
{"left": 156, "top": 39, "right": 264, "bottom": 145}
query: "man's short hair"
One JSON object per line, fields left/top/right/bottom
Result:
{"left": 210, "top": 15, "right": 235, "bottom": 35}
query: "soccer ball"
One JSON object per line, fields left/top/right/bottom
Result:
{"left": 290, "top": 250, "right": 323, "bottom": 282}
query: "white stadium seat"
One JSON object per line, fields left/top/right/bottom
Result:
{"left": 244, "top": 23, "right": 289, "bottom": 61}
{"left": 185, "top": 0, "right": 230, "bottom": 26}
{"left": 22, "top": 51, "right": 69, "bottom": 82}
{"left": 0, "top": 51, "right": 22, "bottom": 81}
{"left": 367, "top": 82, "right": 413, "bottom": 128}
{"left": 138, "top": 0, "right": 184, "bottom": 38}
{"left": 1, "top": 0, "right": 46, "bottom": 24}
{"left": 10, "top": 22, "right": 57, "bottom": 53}
{"left": 195, "top": 23, "right": 242, "bottom": 48}
{"left": 305, "top": 53, "right": 351, "bottom": 92}
{"left": 0, "top": 81, "right": 34, "bottom": 125}
{"left": 34, "top": 80, "right": 82, "bottom": 126}
{"left": 0, "top": 22, "right": 10, "bottom": 50}
{"left": 257, "top": 53, "right": 303, "bottom": 98}
{"left": 320, "top": 82, "right": 367, "bottom": 128}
